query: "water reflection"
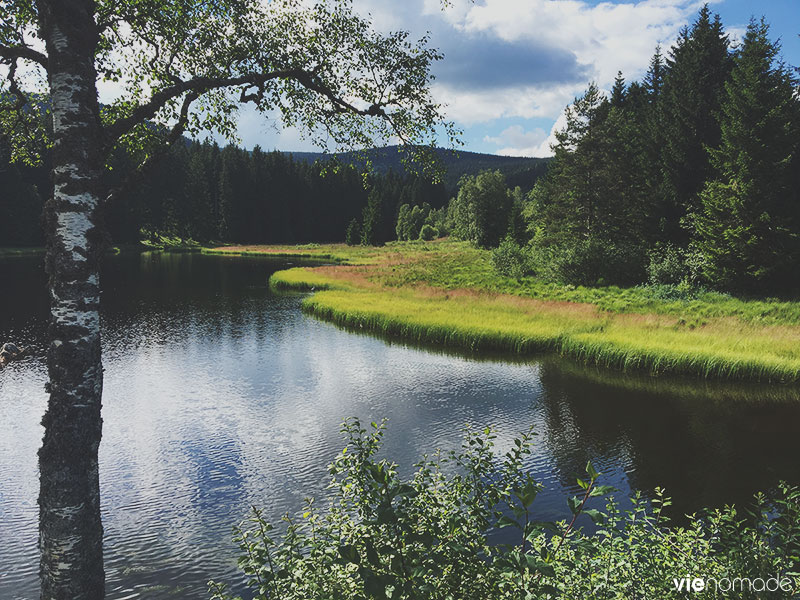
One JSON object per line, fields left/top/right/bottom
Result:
{"left": 1, "top": 252, "right": 799, "bottom": 599}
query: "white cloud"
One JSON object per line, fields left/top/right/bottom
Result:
{"left": 447, "top": 0, "right": 710, "bottom": 122}
{"left": 354, "top": 0, "right": 713, "bottom": 127}
{"left": 484, "top": 124, "right": 548, "bottom": 157}
{"left": 532, "top": 110, "right": 570, "bottom": 157}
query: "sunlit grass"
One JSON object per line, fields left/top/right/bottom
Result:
{"left": 301, "top": 288, "right": 800, "bottom": 382}
{"left": 210, "top": 239, "right": 800, "bottom": 382}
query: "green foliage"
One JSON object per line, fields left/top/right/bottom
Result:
{"left": 519, "top": 6, "right": 799, "bottom": 296}
{"left": 647, "top": 244, "right": 688, "bottom": 286}
{"left": 418, "top": 224, "right": 437, "bottom": 241}
{"left": 2, "top": 0, "right": 458, "bottom": 221}
{"left": 660, "top": 5, "right": 732, "bottom": 234}
{"left": 693, "top": 19, "right": 800, "bottom": 293}
{"left": 211, "top": 420, "right": 800, "bottom": 600}
{"left": 527, "top": 83, "right": 655, "bottom": 261}
{"left": 345, "top": 219, "right": 361, "bottom": 246}
{"left": 491, "top": 236, "right": 532, "bottom": 279}
{"left": 530, "top": 239, "right": 646, "bottom": 287}
{"left": 396, "top": 203, "right": 446, "bottom": 242}
{"left": 448, "top": 170, "right": 513, "bottom": 248}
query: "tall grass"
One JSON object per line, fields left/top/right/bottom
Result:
{"left": 221, "top": 240, "right": 800, "bottom": 382}
{"left": 299, "top": 288, "right": 800, "bottom": 382}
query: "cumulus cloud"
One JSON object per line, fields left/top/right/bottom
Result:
{"left": 432, "top": 31, "right": 588, "bottom": 91}
{"left": 355, "top": 0, "right": 712, "bottom": 125}
{"left": 210, "top": 0, "right": 722, "bottom": 152}
{"left": 483, "top": 125, "right": 548, "bottom": 157}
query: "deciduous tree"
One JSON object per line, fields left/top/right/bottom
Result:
{"left": 0, "top": 1, "right": 450, "bottom": 597}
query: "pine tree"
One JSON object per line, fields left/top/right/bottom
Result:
{"left": 661, "top": 5, "right": 732, "bottom": 239}
{"left": 694, "top": 19, "right": 800, "bottom": 292}
{"left": 644, "top": 45, "right": 665, "bottom": 100}
{"left": 610, "top": 71, "right": 626, "bottom": 108}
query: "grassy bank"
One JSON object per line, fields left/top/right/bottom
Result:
{"left": 217, "top": 239, "right": 800, "bottom": 382}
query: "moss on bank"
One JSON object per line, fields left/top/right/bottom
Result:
{"left": 222, "top": 240, "right": 800, "bottom": 382}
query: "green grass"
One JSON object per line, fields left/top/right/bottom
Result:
{"left": 216, "top": 239, "right": 800, "bottom": 382}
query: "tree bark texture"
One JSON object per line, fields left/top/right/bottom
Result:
{"left": 36, "top": 1, "right": 105, "bottom": 598}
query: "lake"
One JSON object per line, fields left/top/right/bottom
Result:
{"left": 2, "top": 252, "right": 799, "bottom": 599}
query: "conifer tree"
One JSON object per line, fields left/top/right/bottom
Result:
{"left": 610, "top": 71, "right": 626, "bottom": 108}
{"left": 661, "top": 5, "right": 732, "bottom": 238}
{"left": 693, "top": 19, "right": 800, "bottom": 291}
{"left": 644, "top": 45, "right": 665, "bottom": 99}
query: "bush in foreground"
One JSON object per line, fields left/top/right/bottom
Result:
{"left": 210, "top": 420, "right": 800, "bottom": 600}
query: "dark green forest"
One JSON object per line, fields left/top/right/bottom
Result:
{"left": 447, "top": 10, "right": 800, "bottom": 296}
{"left": 0, "top": 138, "right": 548, "bottom": 248}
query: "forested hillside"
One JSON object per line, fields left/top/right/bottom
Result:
{"left": 289, "top": 146, "right": 550, "bottom": 191}
{"left": 0, "top": 138, "right": 548, "bottom": 248}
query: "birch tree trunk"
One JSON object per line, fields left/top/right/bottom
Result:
{"left": 36, "top": 1, "right": 105, "bottom": 598}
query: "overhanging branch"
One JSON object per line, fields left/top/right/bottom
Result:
{"left": 102, "top": 67, "right": 395, "bottom": 157}
{"left": 104, "top": 90, "right": 199, "bottom": 207}
{"left": 0, "top": 43, "right": 48, "bottom": 68}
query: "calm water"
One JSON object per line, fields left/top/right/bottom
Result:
{"left": 1, "top": 252, "right": 799, "bottom": 599}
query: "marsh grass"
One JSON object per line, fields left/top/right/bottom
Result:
{"left": 224, "top": 239, "right": 800, "bottom": 382}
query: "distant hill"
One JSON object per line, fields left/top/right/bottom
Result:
{"left": 287, "top": 146, "right": 552, "bottom": 194}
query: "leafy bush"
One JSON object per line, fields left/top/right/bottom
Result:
{"left": 210, "top": 420, "right": 800, "bottom": 600}
{"left": 345, "top": 219, "right": 361, "bottom": 246}
{"left": 647, "top": 244, "right": 686, "bottom": 285}
{"left": 418, "top": 224, "right": 438, "bottom": 241}
{"left": 642, "top": 282, "right": 704, "bottom": 302}
{"left": 530, "top": 239, "right": 646, "bottom": 286}
{"left": 492, "top": 236, "right": 533, "bottom": 279}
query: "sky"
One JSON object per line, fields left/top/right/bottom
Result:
{"left": 233, "top": 0, "right": 800, "bottom": 158}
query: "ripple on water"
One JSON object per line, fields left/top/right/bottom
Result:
{"left": 3, "top": 253, "right": 800, "bottom": 599}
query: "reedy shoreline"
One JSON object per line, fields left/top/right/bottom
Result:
{"left": 212, "top": 240, "right": 800, "bottom": 383}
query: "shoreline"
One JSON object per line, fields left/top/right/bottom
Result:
{"left": 252, "top": 240, "right": 800, "bottom": 384}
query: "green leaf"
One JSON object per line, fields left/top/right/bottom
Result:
{"left": 590, "top": 485, "right": 617, "bottom": 497}
{"left": 567, "top": 496, "right": 582, "bottom": 515}
{"left": 520, "top": 479, "right": 539, "bottom": 507}
{"left": 339, "top": 544, "right": 361, "bottom": 564}
{"left": 583, "top": 509, "right": 605, "bottom": 524}
{"left": 497, "top": 515, "right": 520, "bottom": 529}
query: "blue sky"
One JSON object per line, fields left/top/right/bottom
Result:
{"left": 236, "top": 0, "right": 799, "bottom": 157}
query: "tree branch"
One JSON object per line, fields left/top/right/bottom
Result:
{"left": 0, "top": 43, "right": 48, "bottom": 68}
{"left": 104, "top": 90, "right": 198, "bottom": 207}
{"left": 102, "top": 67, "right": 394, "bottom": 156}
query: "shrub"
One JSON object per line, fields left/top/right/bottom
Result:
{"left": 418, "top": 224, "right": 437, "bottom": 241}
{"left": 210, "top": 420, "right": 800, "bottom": 600}
{"left": 345, "top": 218, "right": 361, "bottom": 246}
{"left": 491, "top": 236, "right": 532, "bottom": 279}
{"left": 647, "top": 244, "right": 686, "bottom": 285}
{"left": 530, "top": 239, "right": 646, "bottom": 286}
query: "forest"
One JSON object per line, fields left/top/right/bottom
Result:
{"left": 7, "top": 9, "right": 795, "bottom": 297}
{"left": 0, "top": 138, "right": 548, "bottom": 248}
{"left": 443, "top": 11, "right": 800, "bottom": 296}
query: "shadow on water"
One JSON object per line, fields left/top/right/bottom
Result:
{"left": 1, "top": 252, "right": 799, "bottom": 599}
